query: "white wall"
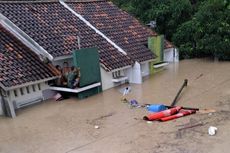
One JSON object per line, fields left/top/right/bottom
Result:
{"left": 8, "top": 82, "right": 49, "bottom": 109}
{"left": 101, "top": 67, "right": 134, "bottom": 91}
{"left": 96, "top": 62, "right": 151, "bottom": 90}
{"left": 100, "top": 68, "right": 114, "bottom": 90}
{"left": 42, "top": 89, "right": 57, "bottom": 100}
{"left": 164, "top": 48, "right": 179, "bottom": 62}
{"left": 128, "top": 62, "right": 142, "bottom": 84}
{"left": 141, "top": 62, "right": 150, "bottom": 77}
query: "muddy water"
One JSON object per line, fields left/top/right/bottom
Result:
{"left": 0, "top": 59, "right": 230, "bottom": 153}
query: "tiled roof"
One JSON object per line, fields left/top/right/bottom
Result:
{"left": 68, "top": 1, "right": 157, "bottom": 63}
{"left": 0, "top": 24, "right": 58, "bottom": 88}
{"left": 164, "top": 40, "right": 174, "bottom": 49}
{"left": 0, "top": 0, "right": 58, "bottom": 2}
{"left": 0, "top": 2, "right": 133, "bottom": 71}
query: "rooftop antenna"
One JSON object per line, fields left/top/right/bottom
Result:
{"left": 147, "top": 19, "right": 157, "bottom": 29}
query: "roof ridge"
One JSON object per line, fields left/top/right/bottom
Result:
{"left": 60, "top": 0, "right": 128, "bottom": 56}
{"left": 65, "top": 0, "right": 106, "bottom": 2}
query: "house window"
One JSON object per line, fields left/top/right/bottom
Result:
{"left": 20, "top": 88, "right": 24, "bottom": 95}
{"left": 14, "top": 90, "right": 18, "bottom": 97}
{"left": 38, "top": 84, "right": 41, "bottom": 90}
{"left": 26, "top": 86, "right": 30, "bottom": 94}
{"left": 0, "top": 90, "right": 5, "bottom": 96}
{"left": 32, "top": 85, "right": 36, "bottom": 92}
{"left": 112, "top": 70, "right": 121, "bottom": 78}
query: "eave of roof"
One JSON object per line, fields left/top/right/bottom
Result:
{"left": 0, "top": 76, "right": 58, "bottom": 91}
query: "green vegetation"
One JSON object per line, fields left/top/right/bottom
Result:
{"left": 112, "top": 0, "right": 230, "bottom": 60}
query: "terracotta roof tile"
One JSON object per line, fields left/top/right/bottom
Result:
{"left": 68, "top": 1, "right": 157, "bottom": 62}
{"left": 0, "top": 25, "right": 58, "bottom": 88}
{"left": 164, "top": 40, "right": 174, "bottom": 49}
{"left": 0, "top": 2, "right": 133, "bottom": 71}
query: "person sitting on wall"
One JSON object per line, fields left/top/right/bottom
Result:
{"left": 67, "top": 66, "right": 81, "bottom": 89}
{"left": 62, "top": 62, "right": 71, "bottom": 86}
{"left": 55, "top": 65, "right": 62, "bottom": 86}
{"left": 63, "top": 62, "right": 71, "bottom": 78}
{"left": 55, "top": 65, "right": 67, "bottom": 87}
{"left": 55, "top": 65, "right": 62, "bottom": 74}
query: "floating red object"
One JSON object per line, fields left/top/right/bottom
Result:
{"left": 143, "top": 106, "right": 181, "bottom": 121}
{"left": 159, "top": 109, "right": 196, "bottom": 122}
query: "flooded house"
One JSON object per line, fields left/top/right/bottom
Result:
{"left": 0, "top": 25, "right": 59, "bottom": 117}
{"left": 0, "top": 0, "right": 178, "bottom": 117}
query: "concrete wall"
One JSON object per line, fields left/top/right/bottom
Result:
{"left": 141, "top": 62, "right": 150, "bottom": 77}
{"left": 148, "top": 36, "right": 164, "bottom": 63}
{"left": 164, "top": 48, "right": 179, "bottom": 62}
{"left": 128, "top": 62, "right": 142, "bottom": 84}
{"left": 8, "top": 82, "right": 49, "bottom": 109}
{"left": 101, "top": 62, "right": 150, "bottom": 86}
{"left": 101, "top": 67, "right": 138, "bottom": 91}
{"left": 100, "top": 68, "right": 114, "bottom": 90}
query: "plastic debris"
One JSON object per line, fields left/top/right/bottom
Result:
{"left": 147, "top": 104, "right": 167, "bottom": 112}
{"left": 208, "top": 113, "right": 213, "bottom": 116}
{"left": 129, "top": 99, "right": 140, "bottom": 108}
{"left": 160, "top": 109, "right": 196, "bottom": 122}
{"left": 121, "top": 98, "right": 129, "bottom": 103}
{"left": 208, "top": 126, "right": 217, "bottom": 136}
{"left": 94, "top": 125, "right": 100, "bottom": 129}
{"left": 143, "top": 106, "right": 181, "bottom": 121}
{"left": 53, "top": 93, "right": 63, "bottom": 101}
{"left": 147, "top": 121, "right": 153, "bottom": 124}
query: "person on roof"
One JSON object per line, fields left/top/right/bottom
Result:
{"left": 55, "top": 65, "right": 67, "bottom": 87}
{"left": 67, "top": 66, "right": 81, "bottom": 89}
{"left": 61, "top": 62, "right": 71, "bottom": 86}
{"left": 62, "top": 62, "right": 71, "bottom": 78}
{"left": 55, "top": 65, "right": 62, "bottom": 86}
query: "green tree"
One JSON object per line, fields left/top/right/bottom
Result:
{"left": 173, "top": 0, "right": 230, "bottom": 59}
{"left": 195, "top": 0, "right": 230, "bottom": 59}
{"left": 113, "top": 0, "right": 193, "bottom": 40}
{"left": 112, "top": 0, "right": 230, "bottom": 60}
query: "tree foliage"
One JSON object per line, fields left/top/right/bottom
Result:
{"left": 112, "top": 0, "right": 230, "bottom": 60}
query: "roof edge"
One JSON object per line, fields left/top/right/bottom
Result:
{"left": 1, "top": 77, "right": 59, "bottom": 91}
{"left": 0, "top": 13, "right": 54, "bottom": 61}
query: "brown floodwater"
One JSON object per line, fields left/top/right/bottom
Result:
{"left": 0, "top": 58, "right": 230, "bottom": 153}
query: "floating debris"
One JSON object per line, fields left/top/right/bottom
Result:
{"left": 208, "top": 126, "right": 217, "bottom": 136}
